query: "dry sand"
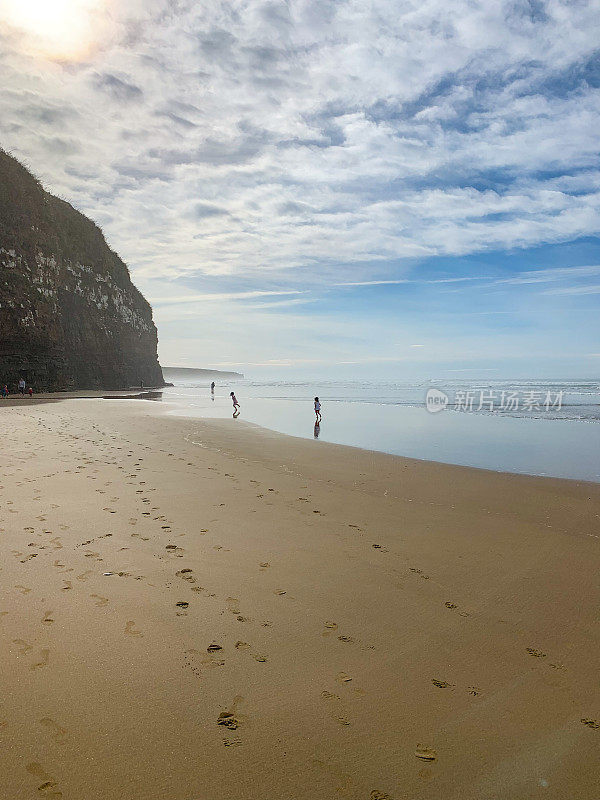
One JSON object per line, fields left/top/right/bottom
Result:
{"left": 1, "top": 398, "right": 599, "bottom": 800}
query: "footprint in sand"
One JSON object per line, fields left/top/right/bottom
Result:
{"left": 322, "top": 621, "right": 338, "bottom": 636}
{"left": 90, "top": 593, "right": 109, "bottom": 607}
{"left": 336, "top": 672, "right": 352, "bottom": 684}
{"left": 176, "top": 569, "right": 196, "bottom": 583}
{"left": 13, "top": 639, "right": 33, "bottom": 654}
{"left": 42, "top": 611, "right": 54, "bottom": 624}
{"left": 371, "top": 791, "right": 394, "bottom": 800}
{"left": 320, "top": 691, "right": 350, "bottom": 726}
{"left": 432, "top": 679, "right": 454, "bottom": 689}
{"left": 15, "top": 585, "right": 32, "bottom": 594}
{"left": 581, "top": 718, "right": 599, "bottom": 729}
{"left": 526, "top": 647, "right": 547, "bottom": 658}
{"left": 226, "top": 597, "right": 241, "bottom": 614}
{"left": 415, "top": 745, "right": 437, "bottom": 761}
{"left": 259, "top": 562, "right": 270, "bottom": 570}
{"left": 25, "top": 763, "right": 62, "bottom": 798}
{"left": 444, "top": 602, "right": 458, "bottom": 610}
{"left": 217, "top": 711, "right": 240, "bottom": 730}
{"left": 61, "top": 581, "right": 72, "bottom": 591}
{"left": 39, "top": 718, "right": 67, "bottom": 740}
{"left": 76, "top": 571, "right": 93, "bottom": 582}
{"left": 31, "top": 649, "right": 50, "bottom": 670}
{"left": 124, "top": 621, "right": 143, "bottom": 637}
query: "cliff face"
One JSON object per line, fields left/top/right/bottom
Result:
{"left": 0, "top": 149, "right": 163, "bottom": 391}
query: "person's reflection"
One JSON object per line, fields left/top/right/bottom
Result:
{"left": 313, "top": 422, "right": 320, "bottom": 439}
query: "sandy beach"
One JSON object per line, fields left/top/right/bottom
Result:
{"left": 1, "top": 398, "right": 599, "bottom": 800}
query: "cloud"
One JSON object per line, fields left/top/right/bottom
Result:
{"left": 544, "top": 283, "right": 600, "bottom": 296}
{"left": 0, "top": 0, "right": 599, "bottom": 286}
{"left": 1, "top": 0, "right": 599, "bottom": 374}
{"left": 191, "top": 202, "right": 229, "bottom": 219}
{"left": 335, "top": 280, "right": 410, "bottom": 287}
{"left": 335, "top": 265, "right": 600, "bottom": 290}
{"left": 93, "top": 73, "right": 144, "bottom": 102}
{"left": 149, "top": 290, "right": 304, "bottom": 305}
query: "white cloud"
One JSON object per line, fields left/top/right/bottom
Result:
{"left": 1, "top": 0, "right": 599, "bottom": 287}
{"left": 148, "top": 290, "right": 304, "bottom": 305}
{"left": 544, "top": 283, "right": 600, "bottom": 295}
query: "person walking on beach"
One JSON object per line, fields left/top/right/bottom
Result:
{"left": 230, "top": 391, "right": 240, "bottom": 413}
{"left": 18, "top": 378, "right": 26, "bottom": 395}
{"left": 314, "top": 396, "right": 322, "bottom": 423}
{"left": 211, "top": 381, "right": 215, "bottom": 393}
{"left": 1, "top": 385, "right": 8, "bottom": 398}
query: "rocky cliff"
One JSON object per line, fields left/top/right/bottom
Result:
{"left": 0, "top": 149, "right": 163, "bottom": 391}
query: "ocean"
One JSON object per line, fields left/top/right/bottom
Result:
{"left": 159, "top": 372, "right": 600, "bottom": 482}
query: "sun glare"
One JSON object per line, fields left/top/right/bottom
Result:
{"left": 0, "top": 0, "right": 104, "bottom": 60}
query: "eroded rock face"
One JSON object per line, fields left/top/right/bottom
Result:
{"left": 0, "top": 149, "right": 163, "bottom": 390}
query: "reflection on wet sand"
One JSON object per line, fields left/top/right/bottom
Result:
{"left": 163, "top": 392, "right": 600, "bottom": 481}
{"left": 103, "top": 390, "right": 164, "bottom": 401}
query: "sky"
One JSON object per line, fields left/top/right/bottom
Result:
{"left": 0, "top": 0, "right": 599, "bottom": 379}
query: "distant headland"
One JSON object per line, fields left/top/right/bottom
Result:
{"left": 163, "top": 366, "right": 244, "bottom": 381}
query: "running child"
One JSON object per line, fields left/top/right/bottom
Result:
{"left": 314, "top": 396, "right": 322, "bottom": 422}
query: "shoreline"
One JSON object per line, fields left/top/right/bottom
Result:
{"left": 5, "top": 391, "right": 600, "bottom": 484}
{"left": 180, "top": 411, "right": 600, "bottom": 489}
{"left": 2, "top": 399, "right": 599, "bottom": 799}
{"left": 158, "top": 388, "right": 600, "bottom": 483}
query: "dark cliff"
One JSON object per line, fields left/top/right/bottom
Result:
{"left": 0, "top": 149, "right": 163, "bottom": 391}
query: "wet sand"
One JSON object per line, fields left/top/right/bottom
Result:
{"left": 1, "top": 399, "right": 599, "bottom": 799}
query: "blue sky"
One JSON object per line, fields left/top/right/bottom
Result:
{"left": 0, "top": 0, "right": 599, "bottom": 378}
